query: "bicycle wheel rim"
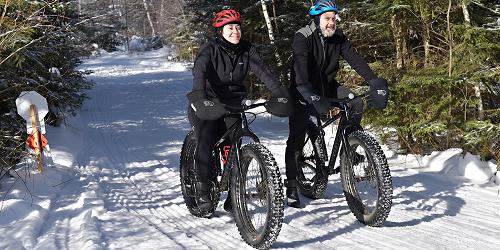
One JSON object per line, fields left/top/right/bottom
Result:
{"left": 239, "top": 152, "right": 270, "bottom": 234}
{"left": 343, "top": 144, "right": 379, "bottom": 216}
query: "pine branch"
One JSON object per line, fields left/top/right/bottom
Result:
{"left": 0, "top": 36, "right": 45, "bottom": 65}
{"left": 471, "top": 1, "right": 500, "bottom": 16}
{"left": 0, "top": 0, "right": 9, "bottom": 27}
{"left": 0, "top": 24, "right": 53, "bottom": 39}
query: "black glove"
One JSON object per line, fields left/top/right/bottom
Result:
{"left": 191, "top": 99, "right": 227, "bottom": 120}
{"left": 296, "top": 85, "right": 331, "bottom": 115}
{"left": 367, "top": 78, "right": 389, "bottom": 109}
{"left": 265, "top": 87, "right": 293, "bottom": 117}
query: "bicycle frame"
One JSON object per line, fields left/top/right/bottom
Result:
{"left": 294, "top": 93, "right": 393, "bottom": 227}
{"left": 305, "top": 96, "right": 362, "bottom": 176}
{"left": 212, "top": 104, "right": 263, "bottom": 192}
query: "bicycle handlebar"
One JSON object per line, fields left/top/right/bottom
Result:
{"left": 326, "top": 93, "right": 367, "bottom": 104}
{"left": 224, "top": 101, "right": 267, "bottom": 114}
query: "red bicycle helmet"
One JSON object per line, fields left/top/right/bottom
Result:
{"left": 212, "top": 9, "right": 241, "bottom": 28}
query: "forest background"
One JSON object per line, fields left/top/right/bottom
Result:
{"left": 0, "top": 0, "right": 498, "bottom": 176}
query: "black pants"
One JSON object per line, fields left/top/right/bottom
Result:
{"left": 188, "top": 107, "right": 237, "bottom": 182}
{"left": 284, "top": 86, "right": 363, "bottom": 180}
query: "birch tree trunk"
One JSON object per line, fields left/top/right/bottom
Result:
{"left": 423, "top": 23, "right": 431, "bottom": 67}
{"left": 142, "top": 0, "right": 156, "bottom": 36}
{"left": 447, "top": 0, "right": 453, "bottom": 78}
{"left": 462, "top": 0, "right": 471, "bottom": 26}
{"left": 260, "top": 0, "right": 283, "bottom": 67}
{"left": 78, "top": 0, "right": 81, "bottom": 18}
{"left": 177, "top": 0, "right": 186, "bottom": 16}
{"left": 124, "top": 0, "right": 130, "bottom": 51}
{"left": 271, "top": 0, "right": 279, "bottom": 33}
{"left": 418, "top": 2, "right": 432, "bottom": 68}
{"left": 160, "top": 0, "right": 164, "bottom": 32}
{"left": 260, "top": 0, "right": 275, "bottom": 45}
{"left": 474, "top": 84, "right": 484, "bottom": 120}
{"left": 461, "top": 1, "right": 484, "bottom": 119}
{"left": 446, "top": 0, "right": 453, "bottom": 148}
{"left": 391, "top": 11, "right": 406, "bottom": 69}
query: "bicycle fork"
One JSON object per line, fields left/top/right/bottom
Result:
{"left": 327, "top": 113, "right": 355, "bottom": 175}
{"left": 328, "top": 133, "right": 342, "bottom": 174}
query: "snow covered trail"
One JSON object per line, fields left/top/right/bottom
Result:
{"left": 40, "top": 50, "right": 253, "bottom": 249}
{"left": 1, "top": 48, "right": 499, "bottom": 249}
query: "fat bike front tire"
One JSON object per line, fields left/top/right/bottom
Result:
{"left": 231, "top": 143, "right": 284, "bottom": 249}
{"left": 340, "top": 131, "right": 392, "bottom": 226}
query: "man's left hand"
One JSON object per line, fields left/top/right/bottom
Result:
{"left": 367, "top": 78, "right": 389, "bottom": 109}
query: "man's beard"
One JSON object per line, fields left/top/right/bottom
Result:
{"left": 320, "top": 25, "right": 336, "bottom": 37}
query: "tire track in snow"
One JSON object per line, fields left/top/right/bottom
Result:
{"left": 279, "top": 198, "right": 429, "bottom": 250}
{"left": 80, "top": 87, "right": 209, "bottom": 247}
{"left": 364, "top": 165, "right": 500, "bottom": 248}
{"left": 80, "top": 84, "right": 252, "bottom": 249}
{"left": 383, "top": 169, "right": 500, "bottom": 246}
{"left": 389, "top": 168, "right": 499, "bottom": 216}
{"left": 387, "top": 209, "right": 499, "bottom": 248}
{"left": 77, "top": 87, "right": 205, "bottom": 249}
{"left": 275, "top": 167, "right": 495, "bottom": 250}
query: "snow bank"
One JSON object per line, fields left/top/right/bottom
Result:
{"left": 420, "top": 148, "right": 498, "bottom": 184}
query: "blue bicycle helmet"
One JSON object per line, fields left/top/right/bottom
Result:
{"left": 308, "top": 0, "right": 338, "bottom": 16}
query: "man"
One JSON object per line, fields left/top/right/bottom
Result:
{"left": 284, "top": 0, "right": 389, "bottom": 208}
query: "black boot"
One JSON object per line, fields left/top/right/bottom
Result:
{"left": 223, "top": 190, "right": 233, "bottom": 212}
{"left": 285, "top": 179, "right": 301, "bottom": 208}
{"left": 195, "top": 182, "right": 213, "bottom": 213}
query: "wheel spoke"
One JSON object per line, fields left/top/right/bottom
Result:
{"left": 242, "top": 154, "right": 268, "bottom": 233}
{"left": 296, "top": 130, "right": 328, "bottom": 199}
{"left": 232, "top": 143, "right": 283, "bottom": 248}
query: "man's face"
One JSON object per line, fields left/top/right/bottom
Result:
{"left": 319, "top": 11, "right": 336, "bottom": 37}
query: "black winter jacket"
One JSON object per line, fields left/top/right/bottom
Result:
{"left": 187, "top": 37, "right": 282, "bottom": 105}
{"left": 291, "top": 21, "right": 377, "bottom": 98}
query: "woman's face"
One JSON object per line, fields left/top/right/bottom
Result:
{"left": 222, "top": 23, "right": 241, "bottom": 44}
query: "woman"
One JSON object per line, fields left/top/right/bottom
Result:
{"left": 186, "top": 9, "right": 291, "bottom": 214}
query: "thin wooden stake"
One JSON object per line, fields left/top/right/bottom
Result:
{"left": 30, "top": 105, "right": 43, "bottom": 172}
